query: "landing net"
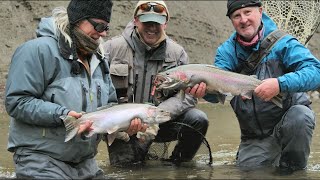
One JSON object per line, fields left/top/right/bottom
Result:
{"left": 263, "top": 0, "right": 320, "bottom": 45}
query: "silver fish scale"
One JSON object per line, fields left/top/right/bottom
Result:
{"left": 79, "top": 104, "right": 168, "bottom": 134}
{"left": 63, "top": 103, "right": 171, "bottom": 143}
{"left": 161, "top": 64, "right": 262, "bottom": 96}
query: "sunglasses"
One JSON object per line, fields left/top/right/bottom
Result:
{"left": 139, "top": 2, "right": 166, "bottom": 13}
{"left": 87, "top": 19, "right": 109, "bottom": 33}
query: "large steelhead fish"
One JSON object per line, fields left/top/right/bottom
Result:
{"left": 154, "top": 64, "right": 282, "bottom": 108}
{"left": 61, "top": 103, "right": 171, "bottom": 145}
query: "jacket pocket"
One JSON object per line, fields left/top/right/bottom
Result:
{"left": 110, "top": 63, "right": 129, "bottom": 89}
{"left": 162, "top": 57, "right": 178, "bottom": 70}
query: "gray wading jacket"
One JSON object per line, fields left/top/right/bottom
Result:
{"left": 103, "top": 21, "right": 197, "bottom": 117}
{"left": 5, "top": 17, "right": 117, "bottom": 163}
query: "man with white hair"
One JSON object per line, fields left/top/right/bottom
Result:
{"left": 104, "top": 0, "right": 208, "bottom": 166}
{"left": 205, "top": 0, "right": 320, "bottom": 175}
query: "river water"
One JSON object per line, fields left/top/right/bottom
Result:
{"left": 1, "top": 102, "right": 320, "bottom": 179}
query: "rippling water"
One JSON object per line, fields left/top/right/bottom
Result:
{"left": 1, "top": 102, "right": 320, "bottom": 179}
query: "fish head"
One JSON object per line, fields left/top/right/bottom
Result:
{"left": 154, "top": 71, "right": 189, "bottom": 91}
{"left": 146, "top": 106, "right": 171, "bottom": 124}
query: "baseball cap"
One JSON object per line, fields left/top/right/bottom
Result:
{"left": 134, "top": 0, "right": 169, "bottom": 24}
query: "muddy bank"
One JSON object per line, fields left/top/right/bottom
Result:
{"left": 0, "top": 1, "right": 319, "bottom": 112}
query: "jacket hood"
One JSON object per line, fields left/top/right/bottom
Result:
{"left": 261, "top": 12, "right": 277, "bottom": 36}
{"left": 36, "top": 16, "right": 57, "bottom": 40}
{"left": 36, "top": 16, "right": 73, "bottom": 60}
{"left": 121, "top": 20, "right": 136, "bottom": 50}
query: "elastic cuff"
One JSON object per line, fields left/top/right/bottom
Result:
{"left": 62, "top": 108, "right": 71, "bottom": 116}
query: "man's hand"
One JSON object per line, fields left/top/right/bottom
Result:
{"left": 126, "top": 118, "right": 148, "bottom": 136}
{"left": 254, "top": 78, "right": 280, "bottom": 101}
{"left": 185, "top": 82, "right": 207, "bottom": 98}
{"left": 68, "top": 111, "right": 93, "bottom": 135}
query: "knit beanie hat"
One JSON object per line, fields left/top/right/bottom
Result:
{"left": 226, "top": 0, "right": 261, "bottom": 17}
{"left": 67, "top": 0, "right": 113, "bottom": 75}
{"left": 67, "top": 0, "right": 113, "bottom": 24}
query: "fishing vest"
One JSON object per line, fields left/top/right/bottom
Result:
{"left": 107, "top": 32, "right": 188, "bottom": 104}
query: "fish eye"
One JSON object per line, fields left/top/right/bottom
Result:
{"left": 166, "top": 72, "right": 169, "bottom": 75}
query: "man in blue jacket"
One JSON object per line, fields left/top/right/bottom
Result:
{"left": 205, "top": 0, "right": 320, "bottom": 174}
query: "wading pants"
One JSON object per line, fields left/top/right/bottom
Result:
{"left": 13, "top": 151, "right": 103, "bottom": 179}
{"left": 236, "top": 105, "right": 316, "bottom": 170}
{"left": 107, "top": 108, "right": 208, "bottom": 166}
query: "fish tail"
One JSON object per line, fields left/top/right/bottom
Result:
{"left": 60, "top": 115, "right": 80, "bottom": 142}
{"left": 271, "top": 94, "right": 283, "bottom": 108}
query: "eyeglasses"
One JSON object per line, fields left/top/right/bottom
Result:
{"left": 87, "top": 19, "right": 109, "bottom": 33}
{"left": 139, "top": 2, "right": 166, "bottom": 13}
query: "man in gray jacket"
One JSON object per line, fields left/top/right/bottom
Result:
{"left": 5, "top": 0, "right": 121, "bottom": 179}
{"left": 104, "top": 0, "right": 208, "bottom": 166}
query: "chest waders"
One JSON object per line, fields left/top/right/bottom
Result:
{"left": 238, "top": 29, "right": 287, "bottom": 139}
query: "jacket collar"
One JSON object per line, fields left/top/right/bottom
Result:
{"left": 58, "top": 35, "right": 74, "bottom": 60}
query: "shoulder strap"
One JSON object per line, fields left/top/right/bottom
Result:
{"left": 240, "top": 29, "right": 287, "bottom": 75}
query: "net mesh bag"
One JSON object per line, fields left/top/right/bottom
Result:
{"left": 147, "top": 122, "right": 212, "bottom": 165}
{"left": 147, "top": 140, "right": 212, "bottom": 165}
{"left": 263, "top": 0, "right": 320, "bottom": 45}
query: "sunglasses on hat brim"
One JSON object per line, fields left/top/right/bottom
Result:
{"left": 139, "top": 2, "right": 166, "bottom": 14}
{"left": 87, "top": 19, "right": 109, "bottom": 33}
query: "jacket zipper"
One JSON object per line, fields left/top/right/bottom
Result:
{"left": 133, "top": 74, "right": 138, "bottom": 102}
{"left": 148, "top": 75, "right": 154, "bottom": 103}
{"left": 97, "top": 82, "right": 102, "bottom": 108}
{"left": 141, "top": 53, "right": 149, "bottom": 102}
{"left": 81, "top": 81, "right": 88, "bottom": 112}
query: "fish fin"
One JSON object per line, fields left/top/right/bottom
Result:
{"left": 60, "top": 115, "right": 80, "bottom": 142}
{"left": 144, "top": 102, "right": 156, "bottom": 106}
{"left": 249, "top": 75, "right": 258, "bottom": 79}
{"left": 106, "top": 126, "right": 120, "bottom": 135}
{"left": 187, "top": 74, "right": 195, "bottom": 83}
{"left": 107, "top": 132, "right": 131, "bottom": 146}
{"left": 271, "top": 94, "right": 283, "bottom": 108}
{"left": 107, "top": 133, "right": 117, "bottom": 146}
{"left": 96, "top": 102, "right": 118, "bottom": 111}
{"left": 84, "top": 130, "right": 95, "bottom": 138}
{"left": 241, "top": 92, "right": 253, "bottom": 99}
{"left": 216, "top": 93, "right": 226, "bottom": 104}
{"left": 206, "top": 65, "right": 221, "bottom": 70}
{"left": 176, "top": 89, "right": 186, "bottom": 101}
